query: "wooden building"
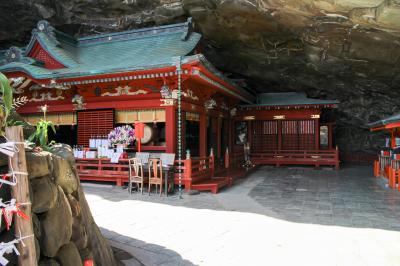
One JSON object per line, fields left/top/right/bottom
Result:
{"left": 0, "top": 20, "right": 340, "bottom": 193}
{"left": 235, "top": 92, "right": 340, "bottom": 169}
{"left": 368, "top": 114, "right": 400, "bottom": 189}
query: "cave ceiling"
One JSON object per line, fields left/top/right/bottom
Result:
{"left": 1, "top": 0, "right": 400, "bottom": 154}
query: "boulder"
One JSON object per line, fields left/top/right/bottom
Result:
{"left": 79, "top": 248, "right": 93, "bottom": 262}
{"left": 26, "top": 151, "right": 52, "bottom": 179}
{"left": 39, "top": 186, "right": 73, "bottom": 257}
{"left": 50, "top": 144, "right": 75, "bottom": 166}
{"left": 35, "top": 237, "right": 41, "bottom": 262}
{"left": 52, "top": 155, "right": 78, "bottom": 194}
{"left": 67, "top": 194, "right": 81, "bottom": 217}
{"left": 55, "top": 242, "right": 83, "bottom": 266}
{"left": 31, "top": 176, "right": 58, "bottom": 213}
{"left": 39, "top": 259, "right": 60, "bottom": 266}
{"left": 71, "top": 217, "right": 88, "bottom": 250}
{"left": 32, "top": 213, "right": 41, "bottom": 239}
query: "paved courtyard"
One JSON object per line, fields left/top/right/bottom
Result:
{"left": 84, "top": 165, "right": 400, "bottom": 266}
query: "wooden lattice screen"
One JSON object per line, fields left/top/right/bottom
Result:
{"left": 77, "top": 109, "right": 114, "bottom": 147}
{"left": 282, "top": 120, "right": 315, "bottom": 150}
{"left": 252, "top": 121, "right": 278, "bottom": 152}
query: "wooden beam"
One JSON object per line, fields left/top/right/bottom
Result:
{"left": 6, "top": 126, "right": 37, "bottom": 266}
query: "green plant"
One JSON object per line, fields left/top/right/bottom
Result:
{"left": 28, "top": 120, "right": 56, "bottom": 150}
{"left": 0, "top": 72, "right": 13, "bottom": 134}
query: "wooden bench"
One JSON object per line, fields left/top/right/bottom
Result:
{"left": 76, "top": 158, "right": 129, "bottom": 186}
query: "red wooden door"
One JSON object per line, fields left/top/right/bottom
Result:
{"left": 77, "top": 109, "right": 114, "bottom": 147}
{"left": 251, "top": 121, "right": 278, "bottom": 152}
{"left": 282, "top": 120, "right": 315, "bottom": 150}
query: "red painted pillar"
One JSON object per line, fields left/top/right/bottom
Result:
{"left": 228, "top": 119, "right": 233, "bottom": 154}
{"left": 315, "top": 118, "right": 320, "bottom": 150}
{"left": 217, "top": 117, "right": 222, "bottom": 158}
{"left": 391, "top": 130, "right": 396, "bottom": 148}
{"left": 165, "top": 105, "right": 176, "bottom": 153}
{"left": 248, "top": 120, "right": 252, "bottom": 149}
{"left": 199, "top": 112, "right": 207, "bottom": 157}
{"left": 278, "top": 120, "right": 282, "bottom": 151}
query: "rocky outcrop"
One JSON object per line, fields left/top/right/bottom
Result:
{"left": 1, "top": 0, "right": 400, "bottom": 156}
{"left": 0, "top": 144, "right": 118, "bottom": 265}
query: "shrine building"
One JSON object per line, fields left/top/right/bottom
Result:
{"left": 0, "top": 19, "right": 340, "bottom": 192}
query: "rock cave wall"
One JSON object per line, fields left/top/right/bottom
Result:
{"left": 1, "top": 0, "right": 400, "bottom": 159}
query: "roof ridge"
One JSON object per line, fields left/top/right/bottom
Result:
{"left": 77, "top": 18, "right": 193, "bottom": 46}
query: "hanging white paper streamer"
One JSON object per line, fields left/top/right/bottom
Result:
{"left": 0, "top": 234, "right": 33, "bottom": 265}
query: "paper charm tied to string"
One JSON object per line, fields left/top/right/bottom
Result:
{"left": 0, "top": 199, "right": 29, "bottom": 231}
{"left": 0, "top": 174, "right": 17, "bottom": 188}
{"left": 0, "top": 234, "right": 33, "bottom": 265}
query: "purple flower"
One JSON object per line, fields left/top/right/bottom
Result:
{"left": 108, "top": 125, "right": 135, "bottom": 145}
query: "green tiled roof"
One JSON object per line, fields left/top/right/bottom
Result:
{"left": 367, "top": 113, "right": 400, "bottom": 128}
{"left": 241, "top": 92, "right": 339, "bottom": 107}
{"left": 0, "top": 19, "right": 201, "bottom": 79}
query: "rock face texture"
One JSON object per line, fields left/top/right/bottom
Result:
{"left": 0, "top": 144, "right": 118, "bottom": 266}
{"left": 1, "top": 0, "right": 400, "bottom": 157}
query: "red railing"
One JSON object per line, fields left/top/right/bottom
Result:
{"left": 75, "top": 155, "right": 217, "bottom": 189}
{"left": 174, "top": 155, "right": 215, "bottom": 190}
{"left": 250, "top": 149, "right": 340, "bottom": 169}
{"left": 375, "top": 156, "right": 400, "bottom": 190}
{"left": 76, "top": 158, "right": 130, "bottom": 186}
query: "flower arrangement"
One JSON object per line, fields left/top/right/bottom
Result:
{"left": 108, "top": 125, "right": 135, "bottom": 146}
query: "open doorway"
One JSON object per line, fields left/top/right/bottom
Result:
{"left": 186, "top": 120, "right": 200, "bottom": 157}
{"left": 48, "top": 125, "right": 77, "bottom": 147}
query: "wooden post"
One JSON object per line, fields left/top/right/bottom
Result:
{"left": 199, "top": 112, "right": 207, "bottom": 157}
{"left": 315, "top": 117, "right": 320, "bottom": 150}
{"left": 165, "top": 105, "right": 176, "bottom": 153}
{"left": 210, "top": 148, "right": 215, "bottom": 177}
{"left": 224, "top": 147, "right": 230, "bottom": 169}
{"left": 278, "top": 121, "right": 282, "bottom": 151}
{"left": 216, "top": 117, "right": 221, "bottom": 159}
{"left": 5, "top": 126, "right": 37, "bottom": 266}
{"left": 185, "top": 158, "right": 192, "bottom": 190}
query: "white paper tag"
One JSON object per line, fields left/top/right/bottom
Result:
{"left": 111, "top": 153, "right": 121, "bottom": 163}
{"left": 116, "top": 146, "right": 124, "bottom": 154}
{"left": 89, "top": 139, "right": 96, "bottom": 148}
{"left": 95, "top": 139, "right": 102, "bottom": 148}
{"left": 101, "top": 139, "right": 108, "bottom": 147}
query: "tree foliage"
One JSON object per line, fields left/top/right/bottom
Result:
{"left": 0, "top": 72, "right": 13, "bottom": 134}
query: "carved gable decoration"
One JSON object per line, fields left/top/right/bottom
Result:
{"left": 30, "top": 89, "right": 65, "bottom": 102}
{"left": 101, "top": 86, "right": 148, "bottom": 97}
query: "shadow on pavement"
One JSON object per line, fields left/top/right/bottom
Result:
{"left": 101, "top": 227, "right": 197, "bottom": 266}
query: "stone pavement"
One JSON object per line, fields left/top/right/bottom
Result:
{"left": 83, "top": 165, "right": 400, "bottom": 266}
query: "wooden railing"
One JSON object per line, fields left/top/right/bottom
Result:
{"left": 379, "top": 155, "right": 391, "bottom": 173}
{"left": 174, "top": 155, "right": 215, "bottom": 190}
{"left": 76, "top": 155, "right": 219, "bottom": 190}
{"left": 76, "top": 158, "right": 130, "bottom": 186}
{"left": 374, "top": 156, "right": 400, "bottom": 190}
{"left": 250, "top": 149, "right": 340, "bottom": 169}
